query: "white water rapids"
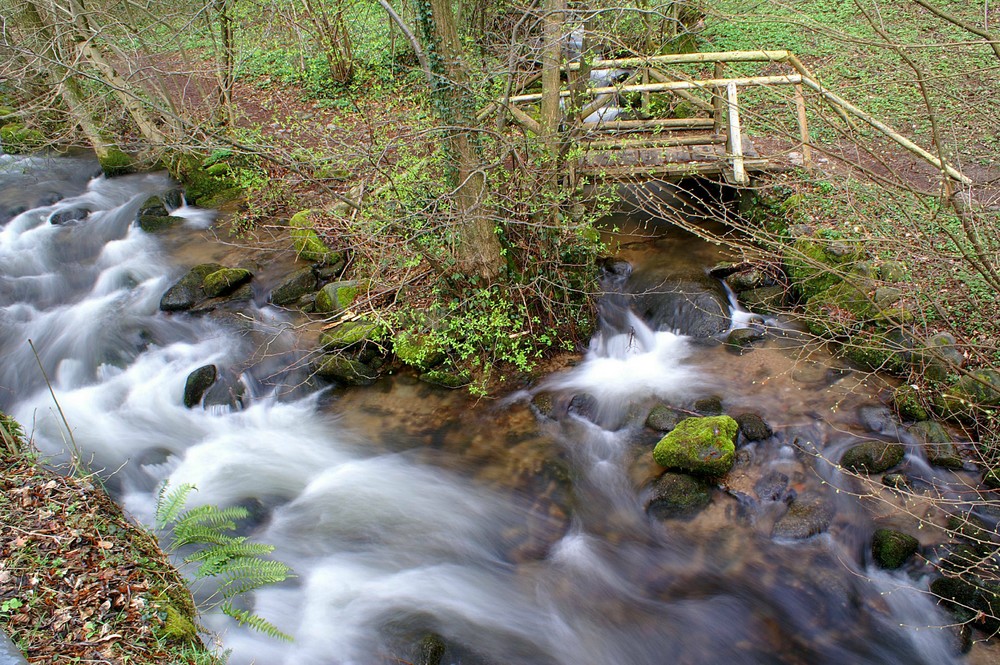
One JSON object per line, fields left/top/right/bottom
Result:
{"left": 0, "top": 155, "right": 966, "bottom": 664}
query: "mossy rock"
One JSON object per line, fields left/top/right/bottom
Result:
{"left": 139, "top": 214, "right": 183, "bottom": 233}
{"left": 693, "top": 395, "right": 723, "bottom": 416}
{"left": 930, "top": 577, "right": 1000, "bottom": 634}
{"left": 840, "top": 441, "right": 905, "bottom": 473}
{"left": 0, "top": 122, "right": 45, "bottom": 154}
{"left": 871, "top": 528, "right": 919, "bottom": 569}
{"left": 162, "top": 604, "right": 199, "bottom": 643}
{"left": 159, "top": 263, "right": 223, "bottom": 311}
{"left": 98, "top": 147, "right": 134, "bottom": 177}
{"left": 270, "top": 267, "right": 318, "bottom": 306}
{"left": 531, "top": 391, "right": 557, "bottom": 419}
{"left": 784, "top": 236, "right": 859, "bottom": 300}
{"left": 804, "top": 280, "right": 877, "bottom": 337}
{"left": 168, "top": 153, "right": 240, "bottom": 207}
{"left": 289, "top": 209, "right": 342, "bottom": 264}
{"left": 951, "top": 369, "right": 1000, "bottom": 407}
{"left": 392, "top": 331, "right": 445, "bottom": 370}
{"left": 319, "top": 321, "right": 382, "bottom": 349}
{"left": 908, "top": 420, "right": 963, "bottom": 469}
{"left": 182, "top": 364, "right": 217, "bottom": 408}
{"left": 652, "top": 415, "right": 738, "bottom": 477}
{"left": 203, "top": 268, "right": 253, "bottom": 298}
{"left": 314, "top": 355, "right": 377, "bottom": 386}
{"left": 419, "top": 369, "right": 470, "bottom": 388}
{"left": 892, "top": 384, "right": 929, "bottom": 422}
{"left": 315, "top": 279, "right": 365, "bottom": 313}
{"left": 912, "top": 332, "right": 964, "bottom": 383}
{"left": 645, "top": 471, "right": 713, "bottom": 520}
{"left": 740, "top": 285, "right": 785, "bottom": 314}
{"left": 645, "top": 404, "right": 683, "bottom": 432}
{"left": 725, "top": 268, "right": 773, "bottom": 293}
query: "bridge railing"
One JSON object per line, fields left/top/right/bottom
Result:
{"left": 490, "top": 50, "right": 970, "bottom": 186}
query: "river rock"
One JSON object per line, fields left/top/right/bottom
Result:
{"left": 871, "top": 528, "right": 919, "bottom": 569}
{"left": 908, "top": 420, "right": 963, "bottom": 469}
{"left": 951, "top": 369, "right": 1000, "bottom": 407}
{"left": 314, "top": 355, "right": 377, "bottom": 386}
{"left": 740, "top": 286, "right": 785, "bottom": 313}
{"left": 930, "top": 576, "right": 1000, "bottom": 635}
{"left": 393, "top": 331, "right": 445, "bottom": 369}
{"left": 182, "top": 364, "right": 217, "bottom": 408}
{"left": 726, "top": 327, "right": 765, "bottom": 351}
{"left": 754, "top": 470, "right": 794, "bottom": 503}
{"left": 203, "top": 372, "right": 247, "bottom": 410}
{"left": 913, "top": 332, "right": 965, "bottom": 383}
{"left": 270, "top": 267, "right": 318, "bottom": 306}
{"left": 139, "top": 214, "right": 183, "bottom": 233}
{"left": 646, "top": 471, "right": 713, "bottom": 519}
{"left": 771, "top": 495, "right": 834, "bottom": 539}
{"left": 319, "top": 321, "right": 382, "bottom": 349}
{"left": 203, "top": 268, "right": 253, "bottom": 298}
{"left": 652, "top": 415, "right": 738, "bottom": 477}
{"left": 857, "top": 405, "right": 898, "bottom": 436}
{"left": 415, "top": 633, "right": 446, "bottom": 665}
{"left": 315, "top": 280, "right": 364, "bottom": 314}
{"left": 735, "top": 412, "right": 772, "bottom": 442}
{"left": 419, "top": 369, "right": 470, "bottom": 388}
{"left": 49, "top": 207, "right": 90, "bottom": 225}
{"left": 693, "top": 395, "right": 723, "bottom": 416}
{"left": 645, "top": 403, "right": 683, "bottom": 431}
{"left": 840, "top": 441, "right": 905, "bottom": 473}
{"left": 630, "top": 271, "right": 730, "bottom": 338}
{"left": 892, "top": 383, "right": 929, "bottom": 422}
{"left": 531, "top": 391, "right": 557, "bottom": 419}
{"left": 568, "top": 393, "right": 599, "bottom": 421}
{"left": 725, "top": 267, "right": 774, "bottom": 293}
{"left": 159, "top": 263, "right": 223, "bottom": 311}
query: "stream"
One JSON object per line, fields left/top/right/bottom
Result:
{"left": 0, "top": 154, "right": 986, "bottom": 664}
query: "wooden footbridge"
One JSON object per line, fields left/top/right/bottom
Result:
{"left": 488, "top": 50, "right": 971, "bottom": 187}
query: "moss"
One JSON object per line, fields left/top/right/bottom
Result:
{"left": 315, "top": 280, "right": 364, "bottom": 313}
{"left": 319, "top": 321, "right": 382, "bottom": 349}
{"left": 419, "top": 369, "right": 471, "bottom": 388}
{"left": 161, "top": 604, "right": 198, "bottom": 643}
{"left": 393, "top": 331, "right": 445, "bottom": 369}
{"left": 892, "top": 384, "right": 930, "bottom": 421}
{"left": 0, "top": 122, "right": 45, "bottom": 154}
{"left": 98, "top": 147, "right": 134, "bottom": 177}
{"left": 785, "top": 236, "right": 859, "bottom": 300}
{"left": 871, "top": 528, "right": 919, "bottom": 569}
{"left": 202, "top": 268, "right": 253, "bottom": 297}
{"left": 314, "top": 355, "right": 377, "bottom": 386}
{"left": 652, "top": 415, "right": 738, "bottom": 477}
{"left": 288, "top": 209, "right": 342, "bottom": 264}
{"left": 138, "top": 214, "right": 182, "bottom": 233}
{"left": 168, "top": 153, "right": 240, "bottom": 207}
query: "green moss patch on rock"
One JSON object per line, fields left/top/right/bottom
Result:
{"left": 314, "top": 355, "right": 377, "bottom": 386}
{"left": 159, "top": 263, "right": 223, "bottom": 311}
{"left": 315, "top": 279, "right": 365, "bottom": 313}
{"left": 0, "top": 122, "right": 45, "bottom": 154}
{"left": 871, "top": 528, "right": 919, "bottom": 569}
{"left": 289, "top": 210, "right": 342, "bottom": 264}
{"left": 138, "top": 214, "right": 183, "bottom": 233}
{"left": 203, "top": 268, "right": 253, "bottom": 298}
{"left": 183, "top": 364, "right": 217, "bottom": 408}
{"left": 908, "top": 420, "right": 963, "bottom": 469}
{"left": 392, "top": 330, "right": 446, "bottom": 370}
{"left": 419, "top": 369, "right": 471, "bottom": 388}
{"left": 652, "top": 415, "right": 738, "bottom": 477}
{"left": 168, "top": 153, "right": 241, "bottom": 208}
{"left": 892, "top": 383, "right": 930, "bottom": 421}
{"left": 319, "top": 321, "right": 382, "bottom": 349}
{"left": 839, "top": 440, "right": 906, "bottom": 474}
{"left": 784, "top": 235, "right": 860, "bottom": 300}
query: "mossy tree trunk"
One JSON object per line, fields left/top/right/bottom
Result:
{"left": 415, "top": 0, "right": 504, "bottom": 282}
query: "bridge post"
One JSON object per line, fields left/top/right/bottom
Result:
{"left": 726, "top": 82, "right": 747, "bottom": 185}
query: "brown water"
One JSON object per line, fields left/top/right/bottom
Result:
{"left": 2, "top": 156, "right": 994, "bottom": 664}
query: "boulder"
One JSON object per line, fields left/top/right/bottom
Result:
{"left": 871, "top": 528, "right": 919, "bottom": 569}
{"left": 951, "top": 369, "right": 1000, "bottom": 407}
{"left": 784, "top": 235, "right": 859, "bottom": 300}
{"left": 693, "top": 395, "right": 723, "bottom": 416}
{"left": 725, "top": 267, "right": 774, "bottom": 293}
{"left": 159, "top": 263, "right": 223, "bottom": 311}
{"left": 203, "top": 268, "right": 253, "bottom": 298}
{"left": 892, "top": 384, "right": 929, "bottom": 422}
{"left": 771, "top": 495, "right": 834, "bottom": 539}
{"left": 314, "top": 355, "right": 377, "bottom": 386}
{"left": 289, "top": 209, "right": 343, "bottom": 264}
{"left": 839, "top": 441, "right": 905, "bottom": 474}
{"left": 740, "top": 286, "right": 785, "bottom": 314}
{"left": 629, "top": 270, "right": 730, "bottom": 338}
{"left": 531, "top": 392, "right": 557, "bottom": 419}
{"left": 315, "top": 280, "right": 364, "bottom": 314}
{"left": 726, "top": 327, "right": 765, "bottom": 351}
{"left": 912, "top": 332, "right": 964, "bottom": 383}
{"left": 138, "top": 214, "right": 183, "bottom": 233}
{"left": 269, "top": 267, "right": 318, "bottom": 306}
{"left": 652, "top": 415, "right": 738, "bottom": 477}
{"left": 908, "top": 420, "right": 963, "bottom": 469}
{"left": 49, "top": 207, "right": 90, "bottom": 225}
{"left": 319, "top": 321, "right": 382, "bottom": 349}
{"left": 202, "top": 371, "right": 247, "bottom": 411}
{"left": 182, "top": 365, "right": 217, "bottom": 408}
{"left": 735, "top": 412, "right": 773, "bottom": 442}
{"left": 645, "top": 472, "right": 713, "bottom": 520}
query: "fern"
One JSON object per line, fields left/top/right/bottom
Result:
{"left": 155, "top": 482, "right": 294, "bottom": 642}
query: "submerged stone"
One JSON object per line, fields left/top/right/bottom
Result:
{"left": 771, "top": 495, "right": 834, "bottom": 539}
{"left": 646, "top": 471, "right": 713, "bottom": 520}
{"left": 652, "top": 415, "right": 738, "bottom": 477}
{"left": 182, "top": 364, "right": 217, "bottom": 408}
{"left": 871, "top": 528, "right": 919, "bottom": 569}
{"left": 839, "top": 441, "right": 905, "bottom": 474}
{"left": 138, "top": 214, "right": 182, "bottom": 233}
{"left": 645, "top": 404, "right": 683, "bottom": 432}
{"left": 726, "top": 327, "right": 765, "bottom": 351}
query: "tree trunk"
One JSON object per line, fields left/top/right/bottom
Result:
{"left": 417, "top": 0, "right": 504, "bottom": 281}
